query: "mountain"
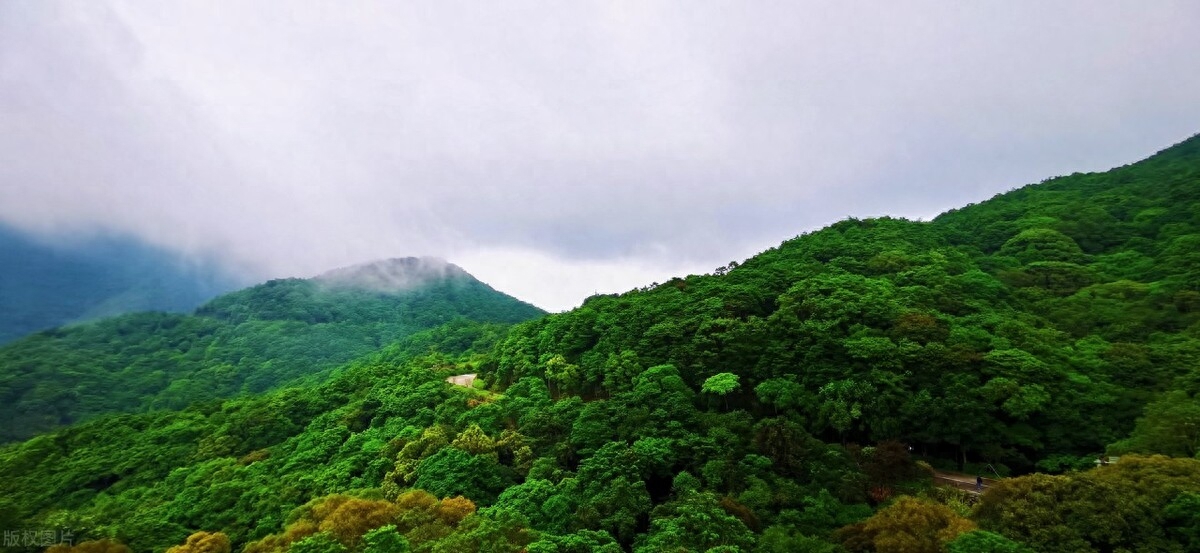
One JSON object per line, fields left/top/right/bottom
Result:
{"left": 0, "top": 257, "right": 544, "bottom": 442}
{"left": 0, "top": 223, "right": 241, "bottom": 344}
{"left": 1, "top": 136, "right": 1199, "bottom": 553}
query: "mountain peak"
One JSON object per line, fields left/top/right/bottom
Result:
{"left": 314, "top": 257, "right": 473, "bottom": 293}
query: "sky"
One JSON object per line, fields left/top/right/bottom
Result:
{"left": 2, "top": 2, "right": 1199, "bottom": 311}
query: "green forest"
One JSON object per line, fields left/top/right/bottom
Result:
{"left": 2, "top": 136, "right": 1200, "bottom": 552}
{"left": 0, "top": 260, "right": 544, "bottom": 443}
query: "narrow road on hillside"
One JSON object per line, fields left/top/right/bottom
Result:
{"left": 932, "top": 470, "right": 1000, "bottom": 495}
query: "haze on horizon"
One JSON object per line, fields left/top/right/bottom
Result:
{"left": 2, "top": 1, "right": 1199, "bottom": 311}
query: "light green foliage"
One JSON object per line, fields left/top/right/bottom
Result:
{"left": 361, "top": 525, "right": 410, "bottom": 553}
{"left": 702, "top": 373, "right": 741, "bottom": 395}
{"left": 526, "top": 530, "right": 622, "bottom": 553}
{"left": 819, "top": 379, "right": 873, "bottom": 436}
{"left": 289, "top": 532, "right": 348, "bottom": 553}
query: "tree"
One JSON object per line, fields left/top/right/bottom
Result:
{"left": 859, "top": 440, "right": 925, "bottom": 494}
{"left": 754, "top": 377, "right": 808, "bottom": 413}
{"left": 317, "top": 497, "right": 400, "bottom": 547}
{"left": 574, "top": 443, "right": 653, "bottom": 544}
{"left": 633, "top": 490, "right": 755, "bottom": 553}
{"left": 947, "top": 531, "right": 1035, "bottom": 553}
{"left": 702, "top": 373, "right": 741, "bottom": 410}
{"left": 526, "top": 530, "right": 622, "bottom": 553}
{"left": 289, "top": 533, "right": 348, "bottom": 553}
{"left": 361, "top": 525, "right": 410, "bottom": 553}
{"left": 752, "top": 417, "right": 823, "bottom": 478}
{"left": 429, "top": 508, "right": 534, "bottom": 553}
{"left": 775, "top": 489, "right": 872, "bottom": 537}
{"left": 165, "top": 532, "right": 231, "bottom": 553}
{"left": 702, "top": 373, "right": 741, "bottom": 395}
{"left": 1110, "top": 391, "right": 1200, "bottom": 458}
{"left": 415, "top": 447, "right": 514, "bottom": 505}
{"left": 756, "top": 526, "right": 839, "bottom": 553}
{"left": 1163, "top": 492, "right": 1200, "bottom": 552}
{"left": 974, "top": 456, "right": 1200, "bottom": 553}
{"left": 999, "top": 228, "right": 1085, "bottom": 264}
{"left": 492, "top": 478, "right": 568, "bottom": 533}
{"left": 837, "top": 496, "right": 975, "bottom": 553}
{"left": 602, "top": 350, "right": 644, "bottom": 394}
{"left": 544, "top": 354, "right": 581, "bottom": 397}
{"left": 451, "top": 424, "right": 499, "bottom": 458}
{"left": 819, "top": 379, "right": 874, "bottom": 440}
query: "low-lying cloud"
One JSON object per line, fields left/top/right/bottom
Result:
{"left": 2, "top": 1, "right": 1199, "bottom": 310}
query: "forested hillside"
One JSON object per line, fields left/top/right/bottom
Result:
{"left": 1, "top": 137, "right": 1199, "bottom": 553}
{"left": 492, "top": 134, "right": 1200, "bottom": 471}
{"left": 0, "top": 223, "right": 239, "bottom": 345}
{"left": 0, "top": 258, "right": 544, "bottom": 442}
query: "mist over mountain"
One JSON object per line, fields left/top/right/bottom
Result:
{"left": 315, "top": 257, "right": 472, "bottom": 293}
{"left": 0, "top": 256, "right": 544, "bottom": 442}
{"left": 0, "top": 223, "right": 242, "bottom": 344}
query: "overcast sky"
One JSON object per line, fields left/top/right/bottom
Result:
{"left": 2, "top": 2, "right": 1199, "bottom": 311}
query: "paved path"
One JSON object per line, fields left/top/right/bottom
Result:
{"left": 932, "top": 470, "right": 999, "bottom": 495}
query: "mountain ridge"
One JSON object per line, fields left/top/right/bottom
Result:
{"left": 0, "top": 256, "right": 545, "bottom": 442}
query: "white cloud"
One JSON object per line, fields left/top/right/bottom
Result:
{"left": 453, "top": 246, "right": 712, "bottom": 312}
{"left": 2, "top": 1, "right": 1199, "bottom": 307}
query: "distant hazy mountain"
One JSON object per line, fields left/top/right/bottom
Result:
{"left": 0, "top": 223, "right": 240, "bottom": 344}
{"left": 0, "top": 256, "right": 544, "bottom": 442}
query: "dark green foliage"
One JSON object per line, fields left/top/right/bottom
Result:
{"left": 755, "top": 526, "right": 839, "bottom": 553}
{"left": 1163, "top": 492, "right": 1200, "bottom": 552}
{"left": 414, "top": 448, "right": 514, "bottom": 505}
{"left": 1110, "top": 390, "right": 1200, "bottom": 458}
{"left": 946, "top": 531, "right": 1035, "bottom": 553}
{"left": 634, "top": 489, "right": 755, "bottom": 552}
